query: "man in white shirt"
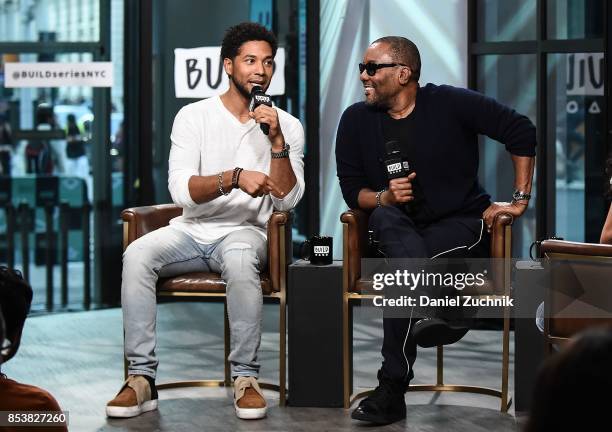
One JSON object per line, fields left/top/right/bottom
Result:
{"left": 106, "top": 22, "right": 305, "bottom": 420}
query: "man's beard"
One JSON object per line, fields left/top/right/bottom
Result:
{"left": 365, "top": 96, "right": 390, "bottom": 111}
{"left": 364, "top": 87, "right": 392, "bottom": 111}
{"left": 230, "top": 75, "right": 253, "bottom": 100}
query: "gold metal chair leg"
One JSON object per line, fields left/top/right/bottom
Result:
{"left": 223, "top": 302, "right": 231, "bottom": 387}
{"left": 436, "top": 345, "right": 444, "bottom": 386}
{"left": 343, "top": 293, "right": 351, "bottom": 409}
{"left": 279, "top": 293, "right": 287, "bottom": 406}
{"left": 501, "top": 309, "right": 511, "bottom": 412}
{"left": 500, "top": 228, "right": 512, "bottom": 412}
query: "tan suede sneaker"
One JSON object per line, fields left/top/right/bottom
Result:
{"left": 106, "top": 375, "right": 158, "bottom": 418}
{"left": 233, "top": 376, "right": 267, "bottom": 419}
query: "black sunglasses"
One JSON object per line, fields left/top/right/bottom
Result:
{"left": 359, "top": 62, "right": 407, "bottom": 76}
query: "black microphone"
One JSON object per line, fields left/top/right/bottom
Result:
{"left": 249, "top": 85, "right": 272, "bottom": 135}
{"left": 383, "top": 140, "right": 415, "bottom": 214}
{"left": 384, "top": 140, "right": 410, "bottom": 180}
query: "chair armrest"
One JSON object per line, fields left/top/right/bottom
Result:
{"left": 540, "top": 239, "right": 612, "bottom": 257}
{"left": 490, "top": 212, "right": 513, "bottom": 259}
{"left": 340, "top": 209, "right": 370, "bottom": 292}
{"left": 486, "top": 212, "right": 513, "bottom": 295}
{"left": 121, "top": 204, "right": 182, "bottom": 249}
{"left": 267, "top": 211, "right": 293, "bottom": 292}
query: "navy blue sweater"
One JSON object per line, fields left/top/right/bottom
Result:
{"left": 335, "top": 84, "right": 537, "bottom": 222}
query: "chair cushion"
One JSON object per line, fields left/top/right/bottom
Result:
{"left": 157, "top": 272, "right": 272, "bottom": 295}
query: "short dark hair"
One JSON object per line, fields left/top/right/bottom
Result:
{"left": 221, "top": 22, "right": 277, "bottom": 61}
{"left": 372, "top": 36, "right": 421, "bottom": 82}
{"left": 0, "top": 267, "right": 32, "bottom": 346}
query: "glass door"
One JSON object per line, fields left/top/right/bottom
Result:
{"left": 0, "top": 0, "right": 123, "bottom": 312}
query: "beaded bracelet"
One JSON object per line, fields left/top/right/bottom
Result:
{"left": 218, "top": 172, "right": 229, "bottom": 196}
{"left": 231, "top": 167, "right": 243, "bottom": 189}
{"left": 236, "top": 168, "right": 243, "bottom": 186}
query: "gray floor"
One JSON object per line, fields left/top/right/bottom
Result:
{"left": 2, "top": 303, "right": 524, "bottom": 431}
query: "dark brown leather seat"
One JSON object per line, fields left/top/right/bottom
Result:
{"left": 121, "top": 204, "right": 291, "bottom": 405}
{"left": 341, "top": 208, "right": 513, "bottom": 411}
{"left": 539, "top": 239, "right": 612, "bottom": 350}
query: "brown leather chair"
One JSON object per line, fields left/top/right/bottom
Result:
{"left": 121, "top": 204, "right": 292, "bottom": 405}
{"left": 341, "top": 209, "right": 513, "bottom": 411}
{"left": 539, "top": 239, "right": 612, "bottom": 353}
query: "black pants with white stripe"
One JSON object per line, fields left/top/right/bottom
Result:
{"left": 368, "top": 206, "right": 490, "bottom": 384}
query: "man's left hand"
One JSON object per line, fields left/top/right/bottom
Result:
{"left": 250, "top": 105, "right": 285, "bottom": 150}
{"left": 482, "top": 201, "right": 528, "bottom": 232}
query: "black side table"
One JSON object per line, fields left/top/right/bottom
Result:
{"left": 287, "top": 259, "right": 343, "bottom": 407}
{"left": 514, "top": 260, "right": 546, "bottom": 413}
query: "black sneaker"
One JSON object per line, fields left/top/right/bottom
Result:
{"left": 412, "top": 317, "right": 469, "bottom": 348}
{"left": 351, "top": 375, "right": 407, "bottom": 425}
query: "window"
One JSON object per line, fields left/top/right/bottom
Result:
{"left": 470, "top": 0, "right": 607, "bottom": 254}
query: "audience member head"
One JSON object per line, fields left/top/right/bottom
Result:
{"left": 525, "top": 326, "right": 612, "bottom": 431}
{"left": 0, "top": 267, "right": 33, "bottom": 364}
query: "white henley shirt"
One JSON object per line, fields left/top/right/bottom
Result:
{"left": 167, "top": 96, "right": 305, "bottom": 244}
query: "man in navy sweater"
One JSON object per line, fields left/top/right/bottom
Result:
{"left": 335, "top": 36, "right": 536, "bottom": 425}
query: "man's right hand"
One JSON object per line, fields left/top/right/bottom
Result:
{"left": 383, "top": 172, "right": 417, "bottom": 205}
{"left": 238, "top": 170, "right": 281, "bottom": 198}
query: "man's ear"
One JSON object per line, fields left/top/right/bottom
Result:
{"left": 223, "top": 58, "right": 233, "bottom": 78}
{"left": 398, "top": 66, "right": 411, "bottom": 85}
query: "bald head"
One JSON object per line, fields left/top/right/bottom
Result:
{"left": 371, "top": 36, "right": 421, "bottom": 82}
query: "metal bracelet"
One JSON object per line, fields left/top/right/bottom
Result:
{"left": 376, "top": 189, "right": 386, "bottom": 207}
{"left": 218, "top": 172, "right": 229, "bottom": 196}
{"left": 512, "top": 190, "right": 531, "bottom": 202}
{"left": 271, "top": 143, "right": 290, "bottom": 159}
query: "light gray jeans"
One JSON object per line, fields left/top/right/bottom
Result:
{"left": 122, "top": 225, "right": 267, "bottom": 379}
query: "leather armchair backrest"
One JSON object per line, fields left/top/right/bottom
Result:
{"left": 540, "top": 240, "right": 612, "bottom": 338}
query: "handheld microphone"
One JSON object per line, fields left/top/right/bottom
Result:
{"left": 383, "top": 140, "right": 415, "bottom": 214}
{"left": 384, "top": 140, "right": 410, "bottom": 180}
{"left": 249, "top": 85, "right": 272, "bottom": 135}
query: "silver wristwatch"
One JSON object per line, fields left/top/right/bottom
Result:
{"left": 271, "top": 143, "right": 290, "bottom": 159}
{"left": 512, "top": 190, "right": 531, "bottom": 202}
